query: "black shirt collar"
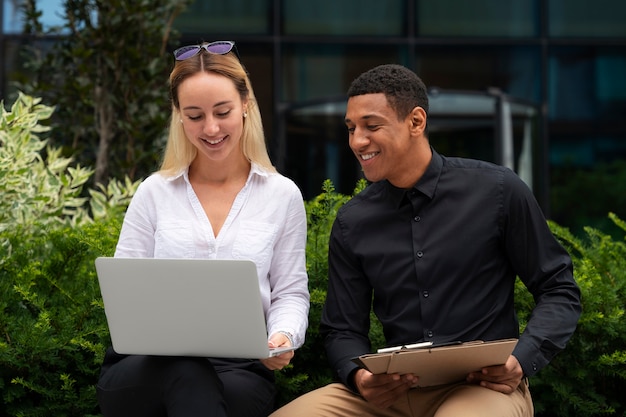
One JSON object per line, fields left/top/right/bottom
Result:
{"left": 386, "top": 148, "right": 443, "bottom": 208}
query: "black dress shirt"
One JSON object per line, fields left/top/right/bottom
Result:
{"left": 321, "top": 150, "right": 581, "bottom": 390}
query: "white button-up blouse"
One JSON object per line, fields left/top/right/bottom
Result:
{"left": 114, "top": 163, "right": 310, "bottom": 347}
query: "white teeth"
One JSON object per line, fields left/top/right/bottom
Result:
{"left": 361, "top": 152, "right": 378, "bottom": 161}
{"left": 203, "top": 137, "right": 225, "bottom": 145}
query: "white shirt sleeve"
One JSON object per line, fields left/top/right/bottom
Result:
{"left": 264, "top": 179, "right": 310, "bottom": 347}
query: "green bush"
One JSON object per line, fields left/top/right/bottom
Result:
{"left": 525, "top": 215, "right": 626, "bottom": 417}
{"left": 0, "top": 93, "right": 136, "bottom": 416}
{"left": 551, "top": 162, "right": 626, "bottom": 240}
{"left": 0, "top": 93, "right": 92, "bottom": 232}
{"left": 0, "top": 221, "right": 119, "bottom": 416}
{"left": 1, "top": 94, "right": 625, "bottom": 416}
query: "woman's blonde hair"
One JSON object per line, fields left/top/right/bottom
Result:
{"left": 159, "top": 46, "right": 276, "bottom": 175}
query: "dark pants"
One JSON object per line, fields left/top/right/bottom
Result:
{"left": 97, "top": 351, "right": 276, "bottom": 417}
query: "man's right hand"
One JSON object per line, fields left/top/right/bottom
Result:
{"left": 353, "top": 368, "right": 418, "bottom": 409}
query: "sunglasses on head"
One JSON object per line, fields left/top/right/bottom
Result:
{"left": 173, "top": 41, "right": 240, "bottom": 61}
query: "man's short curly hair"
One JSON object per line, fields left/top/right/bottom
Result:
{"left": 347, "top": 64, "right": 429, "bottom": 121}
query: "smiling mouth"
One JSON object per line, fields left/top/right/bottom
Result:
{"left": 360, "top": 152, "right": 379, "bottom": 161}
{"left": 202, "top": 136, "right": 227, "bottom": 145}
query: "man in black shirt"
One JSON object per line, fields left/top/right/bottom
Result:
{"left": 271, "top": 64, "right": 581, "bottom": 417}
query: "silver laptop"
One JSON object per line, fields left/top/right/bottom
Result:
{"left": 95, "top": 257, "right": 295, "bottom": 359}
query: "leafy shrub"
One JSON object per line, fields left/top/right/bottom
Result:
{"left": 551, "top": 161, "right": 626, "bottom": 239}
{"left": 523, "top": 215, "right": 626, "bottom": 417}
{"left": 0, "top": 93, "right": 93, "bottom": 232}
{"left": 0, "top": 221, "right": 119, "bottom": 416}
{"left": 0, "top": 93, "right": 136, "bottom": 416}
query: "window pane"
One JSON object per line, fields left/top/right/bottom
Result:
{"left": 416, "top": 46, "right": 542, "bottom": 103}
{"left": 548, "top": 47, "right": 626, "bottom": 121}
{"left": 282, "top": 0, "right": 404, "bottom": 36}
{"left": 175, "top": 0, "right": 270, "bottom": 35}
{"left": 550, "top": 136, "right": 626, "bottom": 167}
{"left": 549, "top": 0, "right": 626, "bottom": 37}
{"left": 281, "top": 44, "right": 405, "bottom": 102}
{"left": 236, "top": 43, "right": 274, "bottom": 139}
{"left": 418, "top": 0, "right": 538, "bottom": 37}
{"left": 548, "top": 45, "right": 626, "bottom": 184}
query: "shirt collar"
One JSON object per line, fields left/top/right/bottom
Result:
{"left": 386, "top": 148, "right": 443, "bottom": 208}
{"left": 165, "top": 162, "right": 268, "bottom": 184}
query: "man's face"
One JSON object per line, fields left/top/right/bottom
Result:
{"left": 344, "top": 93, "right": 420, "bottom": 186}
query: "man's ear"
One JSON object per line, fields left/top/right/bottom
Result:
{"left": 409, "top": 106, "right": 427, "bottom": 136}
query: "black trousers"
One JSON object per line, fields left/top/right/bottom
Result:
{"left": 96, "top": 350, "right": 276, "bottom": 417}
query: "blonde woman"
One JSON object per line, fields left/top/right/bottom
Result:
{"left": 97, "top": 41, "right": 309, "bottom": 417}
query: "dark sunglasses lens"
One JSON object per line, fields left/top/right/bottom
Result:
{"left": 206, "top": 42, "right": 233, "bottom": 54}
{"left": 174, "top": 46, "right": 201, "bottom": 60}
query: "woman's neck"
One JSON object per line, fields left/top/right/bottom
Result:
{"left": 189, "top": 154, "right": 251, "bottom": 185}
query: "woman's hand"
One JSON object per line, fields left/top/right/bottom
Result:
{"left": 260, "top": 332, "right": 294, "bottom": 370}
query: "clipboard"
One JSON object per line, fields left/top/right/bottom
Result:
{"left": 352, "top": 338, "right": 518, "bottom": 387}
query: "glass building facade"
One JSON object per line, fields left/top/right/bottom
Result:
{"left": 2, "top": 0, "right": 626, "bottom": 209}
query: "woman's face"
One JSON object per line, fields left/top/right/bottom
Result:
{"left": 178, "top": 71, "right": 247, "bottom": 164}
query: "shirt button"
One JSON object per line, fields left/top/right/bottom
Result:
{"left": 416, "top": 251, "right": 423, "bottom": 258}
{"left": 427, "top": 330, "right": 434, "bottom": 338}
{"left": 423, "top": 291, "right": 429, "bottom": 298}
{"left": 413, "top": 215, "right": 421, "bottom": 222}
